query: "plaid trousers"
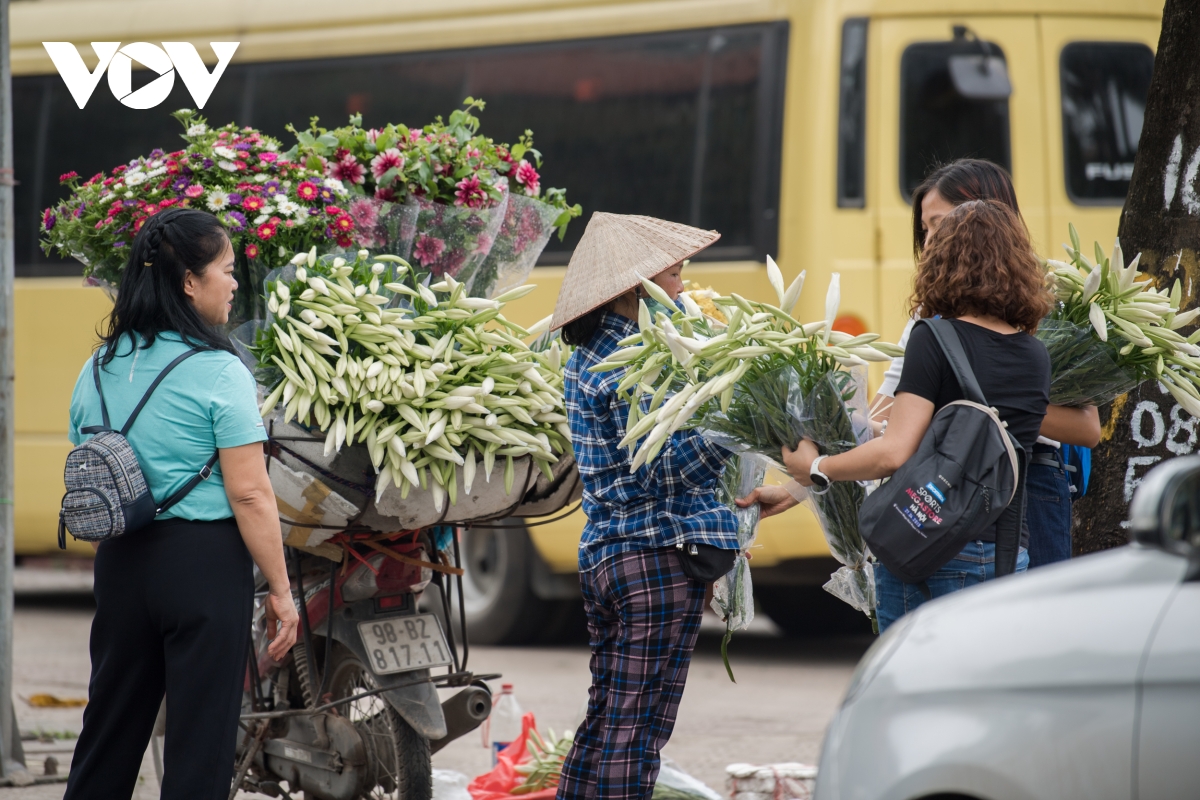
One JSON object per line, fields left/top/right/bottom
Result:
{"left": 557, "top": 547, "right": 704, "bottom": 800}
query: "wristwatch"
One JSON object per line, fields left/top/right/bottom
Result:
{"left": 809, "top": 454, "right": 832, "bottom": 493}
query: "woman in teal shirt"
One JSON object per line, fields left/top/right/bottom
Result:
{"left": 64, "top": 209, "right": 298, "bottom": 800}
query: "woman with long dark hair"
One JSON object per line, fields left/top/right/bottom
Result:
{"left": 64, "top": 208, "right": 298, "bottom": 799}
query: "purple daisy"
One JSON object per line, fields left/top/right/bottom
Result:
{"left": 202, "top": 158, "right": 214, "bottom": 169}
{"left": 263, "top": 180, "right": 281, "bottom": 195}
{"left": 149, "top": 148, "right": 164, "bottom": 159}
{"left": 227, "top": 192, "right": 243, "bottom": 206}
{"left": 225, "top": 210, "right": 247, "bottom": 232}
{"left": 112, "top": 241, "right": 126, "bottom": 248}
{"left": 317, "top": 186, "right": 335, "bottom": 203}
{"left": 171, "top": 177, "right": 190, "bottom": 192}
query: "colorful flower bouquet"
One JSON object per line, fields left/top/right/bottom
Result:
{"left": 288, "top": 98, "right": 580, "bottom": 296}
{"left": 40, "top": 109, "right": 353, "bottom": 324}
{"left": 1042, "top": 223, "right": 1200, "bottom": 412}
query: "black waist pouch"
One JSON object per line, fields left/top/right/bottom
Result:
{"left": 675, "top": 542, "right": 737, "bottom": 582}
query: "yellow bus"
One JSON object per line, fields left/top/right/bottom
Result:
{"left": 10, "top": 0, "right": 1160, "bottom": 638}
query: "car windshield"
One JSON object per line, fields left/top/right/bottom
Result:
{"left": 1060, "top": 41, "right": 1155, "bottom": 204}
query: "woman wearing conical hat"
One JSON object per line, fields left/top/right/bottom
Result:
{"left": 552, "top": 213, "right": 737, "bottom": 800}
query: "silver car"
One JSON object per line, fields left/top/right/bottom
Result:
{"left": 816, "top": 456, "right": 1200, "bottom": 800}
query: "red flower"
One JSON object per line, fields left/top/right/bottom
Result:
{"left": 245, "top": 243, "right": 260, "bottom": 258}
{"left": 243, "top": 196, "right": 265, "bottom": 211}
{"left": 166, "top": 160, "right": 180, "bottom": 175}
{"left": 144, "top": 204, "right": 159, "bottom": 215}
{"left": 113, "top": 165, "right": 127, "bottom": 175}
{"left": 259, "top": 152, "right": 278, "bottom": 163}
{"left": 336, "top": 234, "right": 354, "bottom": 248}
{"left": 513, "top": 161, "right": 540, "bottom": 196}
{"left": 84, "top": 173, "right": 103, "bottom": 186}
{"left": 495, "top": 146, "right": 514, "bottom": 164}
{"left": 256, "top": 222, "right": 277, "bottom": 240}
{"left": 374, "top": 186, "right": 397, "bottom": 202}
{"left": 133, "top": 217, "right": 147, "bottom": 231}
{"left": 370, "top": 148, "right": 404, "bottom": 180}
{"left": 59, "top": 171, "right": 79, "bottom": 183}
{"left": 325, "top": 206, "right": 342, "bottom": 216}
{"left": 331, "top": 154, "right": 365, "bottom": 185}
{"left": 235, "top": 161, "right": 248, "bottom": 171}
{"left": 296, "top": 181, "right": 319, "bottom": 201}
{"left": 414, "top": 234, "right": 446, "bottom": 265}
{"left": 158, "top": 198, "right": 178, "bottom": 208}
{"left": 454, "top": 175, "right": 486, "bottom": 208}
{"left": 332, "top": 214, "right": 354, "bottom": 233}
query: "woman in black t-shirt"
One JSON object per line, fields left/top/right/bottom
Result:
{"left": 742, "top": 200, "right": 1053, "bottom": 631}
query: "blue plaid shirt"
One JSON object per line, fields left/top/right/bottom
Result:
{"left": 565, "top": 311, "right": 737, "bottom": 572}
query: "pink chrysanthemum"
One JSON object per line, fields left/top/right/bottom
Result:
{"left": 513, "top": 161, "right": 540, "bottom": 197}
{"left": 348, "top": 198, "right": 379, "bottom": 232}
{"left": 454, "top": 175, "right": 486, "bottom": 208}
{"left": 414, "top": 234, "right": 446, "bottom": 265}
{"left": 184, "top": 184, "right": 205, "bottom": 198}
{"left": 370, "top": 148, "right": 404, "bottom": 180}
{"left": 331, "top": 154, "right": 365, "bottom": 185}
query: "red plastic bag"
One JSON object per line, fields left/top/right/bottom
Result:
{"left": 468, "top": 712, "right": 561, "bottom": 800}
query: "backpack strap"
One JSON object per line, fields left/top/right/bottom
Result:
{"left": 994, "top": 446, "right": 1028, "bottom": 577}
{"left": 920, "top": 318, "right": 989, "bottom": 407}
{"left": 119, "top": 349, "right": 204, "bottom": 436}
{"left": 155, "top": 451, "right": 220, "bottom": 516}
{"left": 80, "top": 347, "right": 203, "bottom": 436}
{"left": 80, "top": 352, "right": 114, "bottom": 435}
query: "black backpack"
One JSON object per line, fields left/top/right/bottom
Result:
{"left": 859, "top": 319, "right": 1027, "bottom": 584}
{"left": 58, "top": 349, "right": 219, "bottom": 549}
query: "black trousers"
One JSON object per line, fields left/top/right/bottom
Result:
{"left": 65, "top": 518, "right": 254, "bottom": 800}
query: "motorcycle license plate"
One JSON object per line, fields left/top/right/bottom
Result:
{"left": 357, "top": 614, "right": 454, "bottom": 674}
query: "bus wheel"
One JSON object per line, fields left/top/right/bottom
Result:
{"left": 455, "top": 524, "right": 562, "bottom": 645}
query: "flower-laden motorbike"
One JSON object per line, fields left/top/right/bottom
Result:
{"left": 231, "top": 528, "right": 494, "bottom": 800}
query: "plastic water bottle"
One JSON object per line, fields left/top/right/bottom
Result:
{"left": 488, "top": 683, "right": 523, "bottom": 765}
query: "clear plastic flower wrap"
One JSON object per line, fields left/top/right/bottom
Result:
{"left": 344, "top": 197, "right": 419, "bottom": 261}
{"left": 1034, "top": 318, "right": 1140, "bottom": 407}
{"left": 468, "top": 193, "right": 561, "bottom": 299}
{"left": 397, "top": 191, "right": 509, "bottom": 285}
{"left": 696, "top": 366, "right": 877, "bottom": 625}
{"left": 789, "top": 369, "right": 876, "bottom": 624}
{"left": 710, "top": 453, "right": 766, "bottom": 681}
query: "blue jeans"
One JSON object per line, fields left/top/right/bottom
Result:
{"left": 875, "top": 541, "right": 1029, "bottom": 633}
{"left": 1025, "top": 460, "right": 1073, "bottom": 568}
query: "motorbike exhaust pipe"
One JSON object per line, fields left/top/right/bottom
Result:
{"left": 430, "top": 683, "right": 492, "bottom": 754}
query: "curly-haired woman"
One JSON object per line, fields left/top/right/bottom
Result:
{"left": 742, "top": 200, "right": 1053, "bottom": 631}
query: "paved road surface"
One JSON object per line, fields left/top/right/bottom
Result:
{"left": 2, "top": 573, "right": 869, "bottom": 798}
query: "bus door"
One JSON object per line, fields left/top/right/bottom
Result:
{"left": 1039, "top": 16, "right": 1158, "bottom": 253}
{"left": 871, "top": 15, "right": 1047, "bottom": 340}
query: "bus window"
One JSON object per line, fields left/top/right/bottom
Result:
{"left": 16, "top": 24, "right": 788, "bottom": 274}
{"left": 899, "top": 39, "right": 1011, "bottom": 199}
{"left": 248, "top": 24, "right": 788, "bottom": 262}
{"left": 1060, "top": 42, "right": 1154, "bottom": 205}
{"left": 837, "top": 18, "right": 868, "bottom": 208}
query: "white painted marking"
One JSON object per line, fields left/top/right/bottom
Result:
{"left": 1181, "top": 144, "right": 1200, "bottom": 214}
{"left": 1130, "top": 400, "right": 1166, "bottom": 448}
{"left": 1165, "top": 134, "right": 1184, "bottom": 210}
{"left": 1125, "top": 456, "right": 1163, "bottom": 502}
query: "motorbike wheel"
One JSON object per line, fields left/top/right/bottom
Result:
{"left": 328, "top": 646, "right": 432, "bottom": 800}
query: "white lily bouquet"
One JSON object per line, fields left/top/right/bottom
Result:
{"left": 252, "top": 248, "right": 571, "bottom": 512}
{"left": 1042, "top": 224, "right": 1200, "bottom": 412}
{"left": 588, "top": 260, "right": 903, "bottom": 622}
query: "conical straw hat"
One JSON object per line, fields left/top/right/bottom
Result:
{"left": 550, "top": 213, "right": 720, "bottom": 330}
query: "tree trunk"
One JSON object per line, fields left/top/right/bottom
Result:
{"left": 1074, "top": 0, "right": 1200, "bottom": 553}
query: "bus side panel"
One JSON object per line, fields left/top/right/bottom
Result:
{"left": 15, "top": 279, "right": 111, "bottom": 555}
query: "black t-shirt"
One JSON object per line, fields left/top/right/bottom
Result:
{"left": 895, "top": 319, "right": 1050, "bottom": 544}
